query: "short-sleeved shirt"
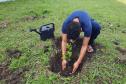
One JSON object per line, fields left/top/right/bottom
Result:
{"left": 62, "top": 11, "right": 92, "bottom": 37}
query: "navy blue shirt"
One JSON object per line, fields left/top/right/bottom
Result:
{"left": 62, "top": 11, "right": 92, "bottom": 37}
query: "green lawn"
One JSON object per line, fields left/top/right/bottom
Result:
{"left": 0, "top": 0, "right": 126, "bottom": 84}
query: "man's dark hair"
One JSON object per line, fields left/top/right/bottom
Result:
{"left": 67, "top": 22, "right": 81, "bottom": 40}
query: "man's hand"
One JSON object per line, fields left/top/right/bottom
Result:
{"left": 62, "top": 59, "right": 67, "bottom": 71}
{"left": 71, "top": 37, "right": 90, "bottom": 74}
{"left": 72, "top": 61, "right": 80, "bottom": 74}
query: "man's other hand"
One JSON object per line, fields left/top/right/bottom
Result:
{"left": 72, "top": 61, "right": 80, "bottom": 74}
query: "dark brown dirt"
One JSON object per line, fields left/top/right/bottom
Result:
{"left": 0, "top": 48, "right": 29, "bottom": 84}
{"left": 21, "top": 15, "right": 46, "bottom": 22}
{"left": 49, "top": 37, "right": 104, "bottom": 76}
{"left": 0, "top": 65, "right": 27, "bottom": 84}
{"left": 0, "top": 20, "right": 10, "bottom": 29}
{"left": 6, "top": 49, "right": 22, "bottom": 58}
{"left": 115, "top": 46, "right": 126, "bottom": 64}
{"left": 116, "top": 46, "right": 126, "bottom": 55}
{"left": 21, "top": 16, "right": 38, "bottom": 21}
{"left": 0, "top": 59, "right": 28, "bottom": 84}
{"left": 122, "top": 30, "right": 126, "bottom": 34}
{"left": 117, "top": 24, "right": 120, "bottom": 27}
{"left": 42, "top": 10, "right": 50, "bottom": 15}
{"left": 112, "top": 39, "right": 120, "bottom": 45}
{"left": 43, "top": 46, "right": 50, "bottom": 53}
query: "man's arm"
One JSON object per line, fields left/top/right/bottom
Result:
{"left": 77, "top": 37, "right": 90, "bottom": 63}
{"left": 61, "top": 33, "right": 67, "bottom": 58}
{"left": 61, "top": 33, "right": 67, "bottom": 70}
{"left": 72, "top": 37, "right": 90, "bottom": 73}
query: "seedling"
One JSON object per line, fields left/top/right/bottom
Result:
{"left": 64, "top": 43, "right": 72, "bottom": 61}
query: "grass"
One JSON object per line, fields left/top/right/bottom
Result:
{"left": 0, "top": 0, "right": 126, "bottom": 84}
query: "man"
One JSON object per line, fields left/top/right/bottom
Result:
{"left": 61, "top": 10, "right": 101, "bottom": 74}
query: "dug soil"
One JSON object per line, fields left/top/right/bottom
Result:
{"left": 115, "top": 46, "right": 126, "bottom": 64}
{"left": 0, "top": 48, "right": 28, "bottom": 84}
{"left": 48, "top": 37, "right": 104, "bottom": 76}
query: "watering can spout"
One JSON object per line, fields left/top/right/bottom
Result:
{"left": 29, "top": 29, "right": 41, "bottom": 35}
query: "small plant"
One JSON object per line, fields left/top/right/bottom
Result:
{"left": 64, "top": 43, "right": 72, "bottom": 61}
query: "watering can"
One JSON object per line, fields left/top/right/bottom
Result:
{"left": 29, "top": 23, "right": 55, "bottom": 41}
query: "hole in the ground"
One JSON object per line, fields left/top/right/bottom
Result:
{"left": 122, "top": 30, "right": 126, "bottom": 34}
{"left": 0, "top": 20, "right": 10, "bottom": 29}
{"left": 1, "top": 48, "right": 29, "bottom": 84}
{"left": 49, "top": 37, "right": 105, "bottom": 76}
{"left": 6, "top": 48, "right": 22, "bottom": 58}
{"left": 115, "top": 46, "right": 126, "bottom": 64}
{"left": 21, "top": 16, "right": 38, "bottom": 21}
{"left": 116, "top": 46, "right": 126, "bottom": 55}
{"left": 0, "top": 59, "right": 29, "bottom": 84}
{"left": 112, "top": 39, "right": 120, "bottom": 45}
{"left": 43, "top": 46, "right": 50, "bottom": 53}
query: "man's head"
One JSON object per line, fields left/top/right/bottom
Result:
{"left": 68, "top": 18, "right": 81, "bottom": 32}
{"left": 67, "top": 18, "right": 81, "bottom": 40}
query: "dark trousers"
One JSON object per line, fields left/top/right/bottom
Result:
{"left": 89, "top": 20, "right": 101, "bottom": 45}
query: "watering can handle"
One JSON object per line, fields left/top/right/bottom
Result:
{"left": 41, "top": 23, "right": 55, "bottom": 30}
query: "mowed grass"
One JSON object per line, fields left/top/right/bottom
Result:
{"left": 0, "top": 0, "right": 126, "bottom": 84}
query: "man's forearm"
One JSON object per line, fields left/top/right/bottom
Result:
{"left": 77, "top": 46, "right": 87, "bottom": 64}
{"left": 61, "top": 41, "right": 67, "bottom": 59}
{"left": 77, "top": 37, "right": 90, "bottom": 64}
{"left": 61, "top": 34, "right": 67, "bottom": 60}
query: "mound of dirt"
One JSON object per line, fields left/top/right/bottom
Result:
{"left": 116, "top": 23, "right": 120, "bottom": 27}
{"left": 116, "top": 47, "right": 126, "bottom": 55}
{"left": 0, "top": 60, "right": 28, "bottom": 84}
{"left": 116, "top": 46, "right": 126, "bottom": 64}
{"left": 21, "top": 16, "right": 38, "bottom": 21}
{"left": 6, "top": 49, "right": 22, "bottom": 58}
{"left": 0, "top": 48, "right": 29, "bottom": 84}
{"left": 43, "top": 46, "right": 50, "bottom": 53}
{"left": 112, "top": 39, "right": 120, "bottom": 45}
{"left": 0, "top": 20, "right": 10, "bottom": 29}
{"left": 21, "top": 15, "right": 46, "bottom": 22}
{"left": 122, "top": 30, "right": 126, "bottom": 34}
{"left": 48, "top": 37, "right": 104, "bottom": 76}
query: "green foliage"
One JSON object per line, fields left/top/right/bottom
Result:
{"left": 65, "top": 43, "right": 72, "bottom": 61}
{"left": 27, "top": 75, "right": 52, "bottom": 84}
{"left": 9, "top": 56, "right": 29, "bottom": 69}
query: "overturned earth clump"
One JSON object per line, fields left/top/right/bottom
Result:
{"left": 0, "top": 48, "right": 29, "bottom": 84}
{"left": 0, "top": 61, "right": 28, "bottom": 84}
{"left": 116, "top": 46, "right": 126, "bottom": 55}
{"left": 0, "top": 20, "right": 10, "bottom": 29}
{"left": 6, "top": 48, "right": 22, "bottom": 58}
{"left": 122, "top": 30, "right": 126, "bottom": 34}
{"left": 21, "top": 15, "right": 47, "bottom": 22}
{"left": 48, "top": 37, "right": 104, "bottom": 76}
{"left": 115, "top": 46, "right": 126, "bottom": 64}
{"left": 21, "top": 16, "right": 38, "bottom": 22}
{"left": 112, "top": 39, "right": 120, "bottom": 45}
